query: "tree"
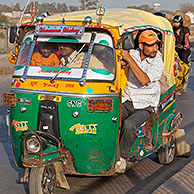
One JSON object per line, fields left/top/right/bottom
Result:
{"left": 56, "top": 3, "right": 69, "bottom": 12}
{"left": 29, "top": 2, "right": 69, "bottom": 13}
{"left": 13, "top": 3, "right": 21, "bottom": 11}
{"left": 179, "top": 3, "right": 194, "bottom": 13}
{"left": 79, "top": 0, "right": 99, "bottom": 10}
{"left": 69, "top": 5, "right": 79, "bottom": 12}
{"left": 0, "top": 4, "right": 12, "bottom": 12}
{"left": 127, "top": 4, "right": 154, "bottom": 12}
{"left": 0, "top": 12, "right": 9, "bottom": 26}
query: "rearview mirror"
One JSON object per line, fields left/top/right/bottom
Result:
{"left": 9, "top": 26, "right": 18, "bottom": 44}
{"left": 116, "top": 32, "right": 135, "bottom": 50}
{"left": 122, "top": 32, "right": 135, "bottom": 50}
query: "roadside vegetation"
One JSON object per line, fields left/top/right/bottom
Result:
{"left": 0, "top": 1, "right": 193, "bottom": 26}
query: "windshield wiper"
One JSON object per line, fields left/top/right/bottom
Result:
{"left": 50, "top": 43, "right": 86, "bottom": 83}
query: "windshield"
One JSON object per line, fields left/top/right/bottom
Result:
{"left": 15, "top": 32, "right": 115, "bottom": 81}
{"left": 16, "top": 41, "right": 31, "bottom": 66}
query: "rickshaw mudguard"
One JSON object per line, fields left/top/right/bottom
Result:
{"left": 9, "top": 90, "right": 120, "bottom": 175}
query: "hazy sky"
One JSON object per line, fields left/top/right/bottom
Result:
{"left": 2, "top": 0, "right": 194, "bottom": 11}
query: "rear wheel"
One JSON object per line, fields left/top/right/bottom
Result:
{"left": 158, "top": 137, "right": 175, "bottom": 165}
{"left": 29, "top": 164, "right": 56, "bottom": 194}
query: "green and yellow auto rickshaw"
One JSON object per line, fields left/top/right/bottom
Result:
{"left": 3, "top": 7, "right": 190, "bottom": 194}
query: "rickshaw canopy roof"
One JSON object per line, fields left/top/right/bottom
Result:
{"left": 44, "top": 8, "right": 173, "bottom": 34}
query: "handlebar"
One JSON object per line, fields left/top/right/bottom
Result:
{"left": 175, "top": 44, "right": 184, "bottom": 49}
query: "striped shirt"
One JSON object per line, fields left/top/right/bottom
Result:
{"left": 60, "top": 51, "right": 105, "bottom": 69}
{"left": 122, "top": 49, "right": 164, "bottom": 109}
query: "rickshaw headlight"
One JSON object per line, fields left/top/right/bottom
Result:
{"left": 26, "top": 137, "right": 41, "bottom": 153}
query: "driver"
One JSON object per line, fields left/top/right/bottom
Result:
{"left": 173, "top": 15, "right": 191, "bottom": 64}
{"left": 57, "top": 43, "right": 105, "bottom": 69}
{"left": 115, "top": 30, "right": 164, "bottom": 173}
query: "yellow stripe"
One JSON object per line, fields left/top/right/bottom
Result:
{"left": 163, "top": 99, "right": 175, "bottom": 112}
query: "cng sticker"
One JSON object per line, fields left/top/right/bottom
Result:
{"left": 67, "top": 100, "right": 82, "bottom": 107}
{"left": 69, "top": 123, "right": 97, "bottom": 135}
{"left": 38, "top": 95, "right": 61, "bottom": 102}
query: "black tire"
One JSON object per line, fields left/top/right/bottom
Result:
{"left": 158, "top": 139, "right": 175, "bottom": 165}
{"left": 9, "top": 26, "right": 17, "bottom": 43}
{"left": 29, "top": 164, "right": 56, "bottom": 194}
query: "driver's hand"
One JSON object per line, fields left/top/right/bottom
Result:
{"left": 184, "top": 45, "right": 190, "bottom": 50}
{"left": 121, "top": 60, "right": 127, "bottom": 67}
{"left": 120, "top": 48, "right": 130, "bottom": 61}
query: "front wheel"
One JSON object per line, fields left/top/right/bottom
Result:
{"left": 29, "top": 164, "right": 56, "bottom": 194}
{"left": 158, "top": 138, "right": 175, "bottom": 165}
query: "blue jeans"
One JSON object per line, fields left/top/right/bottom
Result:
{"left": 119, "top": 100, "right": 153, "bottom": 159}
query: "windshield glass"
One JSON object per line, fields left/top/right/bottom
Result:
{"left": 15, "top": 32, "right": 115, "bottom": 81}
{"left": 16, "top": 41, "right": 31, "bottom": 66}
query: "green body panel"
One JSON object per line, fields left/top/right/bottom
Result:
{"left": 10, "top": 93, "right": 39, "bottom": 167}
{"left": 59, "top": 96, "right": 120, "bottom": 174}
{"left": 131, "top": 85, "right": 176, "bottom": 159}
{"left": 10, "top": 85, "right": 176, "bottom": 172}
{"left": 10, "top": 92, "right": 120, "bottom": 175}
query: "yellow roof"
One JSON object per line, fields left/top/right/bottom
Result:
{"left": 44, "top": 8, "right": 173, "bottom": 34}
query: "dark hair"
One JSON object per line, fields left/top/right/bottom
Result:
{"left": 153, "top": 11, "right": 166, "bottom": 18}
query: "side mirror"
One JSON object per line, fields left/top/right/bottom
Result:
{"left": 9, "top": 26, "right": 18, "bottom": 44}
{"left": 116, "top": 32, "right": 135, "bottom": 50}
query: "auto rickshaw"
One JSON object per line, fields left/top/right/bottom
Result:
{"left": 174, "top": 49, "right": 192, "bottom": 94}
{"left": 2, "top": 7, "right": 190, "bottom": 194}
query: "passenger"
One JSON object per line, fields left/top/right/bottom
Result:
{"left": 172, "top": 15, "right": 191, "bottom": 64}
{"left": 31, "top": 43, "right": 59, "bottom": 66}
{"left": 57, "top": 43, "right": 105, "bottom": 69}
{"left": 95, "top": 46, "right": 114, "bottom": 73}
{"left": 115, "top": 30, "right": 164, "bottom": 173}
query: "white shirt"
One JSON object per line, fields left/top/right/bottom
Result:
{"left": 186, "top": 12, "right": 194, "bottom": 24}
{"left": 122, "top": 49, "right": 164, "bottom": 109}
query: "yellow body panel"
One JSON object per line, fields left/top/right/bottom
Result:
{"left": 43, "top": 8, "right": 175, "bottom": 90}
{"left": 17, "top": 8, "right": 175, "bottom": 92}
{"left": 44, "top": 9, "right": 173, "bottom": 32}
{"left": 12, "top": 78, "right": 119, "bottom": 94}
{"left": 163, "top": 35, "right": 175, "bottom": 86}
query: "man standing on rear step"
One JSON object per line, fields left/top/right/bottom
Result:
{"left": 115, "top": 30, "right": 164, "bottom": 173}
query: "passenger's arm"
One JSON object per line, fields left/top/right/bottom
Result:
{"left": 120, "top": 49, "right": 150, "bottom": 86}
{"left": 184, "top": 33, "right": 190, "bottom": 50}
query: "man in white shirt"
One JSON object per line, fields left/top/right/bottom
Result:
{"left": 186, "top": 10, "right": 194, "bottom": 24}
{"left": 115, "top": 30, "right": 164, "bottom": 173}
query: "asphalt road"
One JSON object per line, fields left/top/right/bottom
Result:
{"left": 0, "top": 45, "right": 194, "bottom": 194}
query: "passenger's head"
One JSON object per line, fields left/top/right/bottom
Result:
{"left": 58, "top": 44, "right": 76, "bottom": 57}
{"left": 138, "top": 30, "right": 162, "bottom": 58}
{"left": 38, "top": 43, "right": 52, "bottom": 58}
{"left": 173, "top": 15, "right": 183, "bottom": 30}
